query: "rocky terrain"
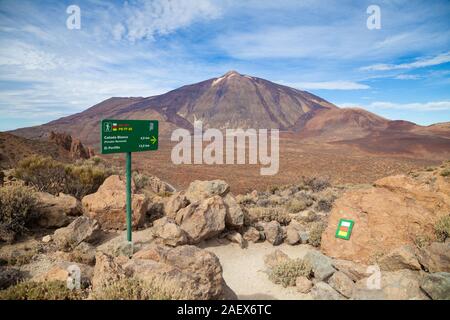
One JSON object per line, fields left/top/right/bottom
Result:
{"left": 0, "top": 158, "right": 449, "bottom": 300}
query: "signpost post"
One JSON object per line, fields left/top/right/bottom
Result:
{"left": 101, "top": 119, "right": 158, "bottom": 244}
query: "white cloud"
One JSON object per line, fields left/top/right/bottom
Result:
{"left": 394, "top": 74, "right": 421, "bottom": 80}
{"left": 341, "top": 101, "right": 450, "bottom": 111}
{"left": 361, "top": 52, "right": 450, "bottom": 71}
{"left": 285, "top": 81, "right": 370, "bottom": 90}
{"left": 114, "top": 0, "right": 221, "bottom": 42}
{"left": 0, "top": 41, "right": 65, "bottom": 70}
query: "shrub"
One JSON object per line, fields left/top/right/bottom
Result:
{"left": 14, "top": 155, "right": 113, "bottom": 199}
{"left": 65, "top": 163, "right": 112, "bottom": 198}
{"left": 434, "top": 215, "right": 450, "bottom": 242}
{"left": 414, "top": 235, "right": 431, "bottom": 249}
{"left": 303, "top": 176, "right": 331, "bottom": 192}
{"left": 440, "top": 168, "right": 450, "bottom": 177}
{"left": 132, "top": 172, "right": 149, "bottom": 191}
{"left": 246, "top": 207, "right": 291, "bottom": 225}
{"left": 285, "top": 199, "right": 309, "bottom": 213}
{"left": 0, "top": 185, "right": 37, "bottom": 241}
{"left": 267, "top": 185, "right": 279, "bottom": 194}
{"left": 309, "top": 221, "right": 327, "bottom": 247}
{"left": 315, "top": 190, "right": 337, "bottom": 212}
{"left": 237, "top": 194, "right": 256, "bottom": 206}
{"left": 269, "top": 259, "right": 312, "bottom": 287}
{"left": 92, "top": 278, "right": 171, "bottom": 300}
{"left": 0, "top": 281, "right": 86, "bottom": 300}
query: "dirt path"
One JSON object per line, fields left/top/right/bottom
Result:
{"left": 200, "top": 239, "right": 314, "bottom": 300}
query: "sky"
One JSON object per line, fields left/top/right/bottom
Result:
{"left": 0, "top": 0, "right": 449, "bottom": 131}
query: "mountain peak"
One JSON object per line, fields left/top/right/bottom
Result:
{"left": 224, "top": 70, "right": 241, "bottom": 77}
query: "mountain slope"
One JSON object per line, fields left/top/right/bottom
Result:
{"left": 11, "top": 71, "right": 338, "bottom": 146}
{"left": 0, "top": 132, "right": 83, "bottom": 169}
{"left": 9, "top": 70, "right": 450, "bottom": 157}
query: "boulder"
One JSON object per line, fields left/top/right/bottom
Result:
{"left": 53, "top": 216, "right": 101, "bottom": 251}
{"left": 33, "top": 260, "right": 93, "bottom": 289}
{"left": 295, "top": 276, "right": 313, "bottom": 293}
{"left": 417, "top": 242, "right": 450, "bottom": 272}
{"left": 264, "top": 250, "right": 290, "bottom": 269}
{"left": 151, "top": 217, "right": 188, "bottom": 247}
{"left": 420, "top": 272, "right": 450, "bottom": 300}
{"left": 352, "top": 269, "right": 428, "bottom": 300}
{"left": 378, "top": 245, "right": 421, "bottom": 271}
{"left": 223, "top": 194, "right": 244, "bottom": 229}
{"left": 146, "top": 175, "right": 174, "bottom": 194}
{"left": 225, "top": 231, "right": 246, "bottom": 248}
{"left": 310, "top": 282, "right": 345, "bottom": 300}
{"left": 96, "top": 228, "right": 154, "bottom": 257}
{"left": 286, "top": 225, "right": 301, "bottom": 245}
{"left": 243, "top": 227, "right": 261, "bottom": 243}
{"left": 328, "top": 271, "right": 355, "bottom": 298}
{"left": 303, "top": 250, "right": 336, "bottom": 281}
{"left": 34, "top": 192, "right": 82, "bottom": 228}
{"left": 299, "top": 231, "right": 310, "bottom": 244}
{"left": 177, "top": 196, "right": 226, "bottom": 244}
{"left": 263, "top": 221, "right": 284, "bottom": 246}
{"left": 321, "top": 174, "right": 450, "bottom": 264}
{"left": 69, "top": 242, "right": 96, "bottom": 265}
{"left": 82, "top": 175, "right": 148, "bottom": 230}
{"left": 93, "top": 245, "right": 231, "bottom": 300}
{"left": 184, "top": 180, "right": 229, "bottom": 203}
{"left": 332, "top": 259, "right": 369, "bottom": 282}
{"left": 164, "top": 192, "right": 188, "bottom": 219}
{"left": 42, "top": 235, "right": 52, "bottom": 243}
{"left": 91, "top": 252, "right": 127, "bottom": 294}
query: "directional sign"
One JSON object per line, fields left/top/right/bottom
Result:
{"left": 101, "top": 119, "right": 158, "bottom": 154}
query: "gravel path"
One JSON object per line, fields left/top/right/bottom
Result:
{"left": 200, "top": 239, "right": 314, "bottom": 300}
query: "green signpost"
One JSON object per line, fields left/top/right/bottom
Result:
{"left": 101, "top": 119, "right": 159, "bottom": 244}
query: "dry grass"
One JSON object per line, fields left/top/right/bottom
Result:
{"left": 0, "top": 281, "right": 86, "bottom": 300}
{"left": 0, "top": 185, "right": 37, "bottom": 242}
{"left": 269, "top": 259, "right": 312, "bottom": 287}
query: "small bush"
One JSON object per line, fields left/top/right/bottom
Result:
{"left": 132, "top": 172, "right": 149, "bottom": 191}
{"left": 440, "top": 168, "right": 450, "bottom": 177}
{"left": 285, "top": 199, "right": 309, "bottom": 213}
{"left": 14, "top": 155, "right": 114, "bottom": 199}
{"left": 303, "top": 176, "right": 330, "bottom": 192}
{"left": 434, "top": 215, "right": 450, "bottom": 242}
{"left": 0, "top": 281, "right": 86, "bottom": 300}
{"left": 267, "top": 185, "right": 279, "bottom": 194}
{"left": 309, "top": 221, "right": 327, "bottom": 247}
{"left": 414, "top": 234, "right": 431, "bottom": 249}
{"left": 246, "top": 207, "right": 291, "bottom": 225}
{"left": 237, "top": 194, "right": 256, "bottom": 206}
{"left": 92, "top": 278, "right": 171, "bottom": 300}
{"left": 315, "top": 190, "right": 337, "bottom": 212}
{"left": 269, "top": 259, "right": 312, "bottom": 287}
{"left": 0, "top": 185, "right": 37, "bottom": 241}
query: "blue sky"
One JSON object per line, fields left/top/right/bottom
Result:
{"left": 0, "top": 0, "right": 449, "bottom": 130}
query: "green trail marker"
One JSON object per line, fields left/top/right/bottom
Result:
{"left": 101, "top": 119, "right": 159, "bottom": 244}
{"left": 335, "top": 218, "right": 354, "bottom": 240}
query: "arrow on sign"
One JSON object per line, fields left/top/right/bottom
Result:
{"left": 150, "top": 136, "right": 157, "bottom": 144}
